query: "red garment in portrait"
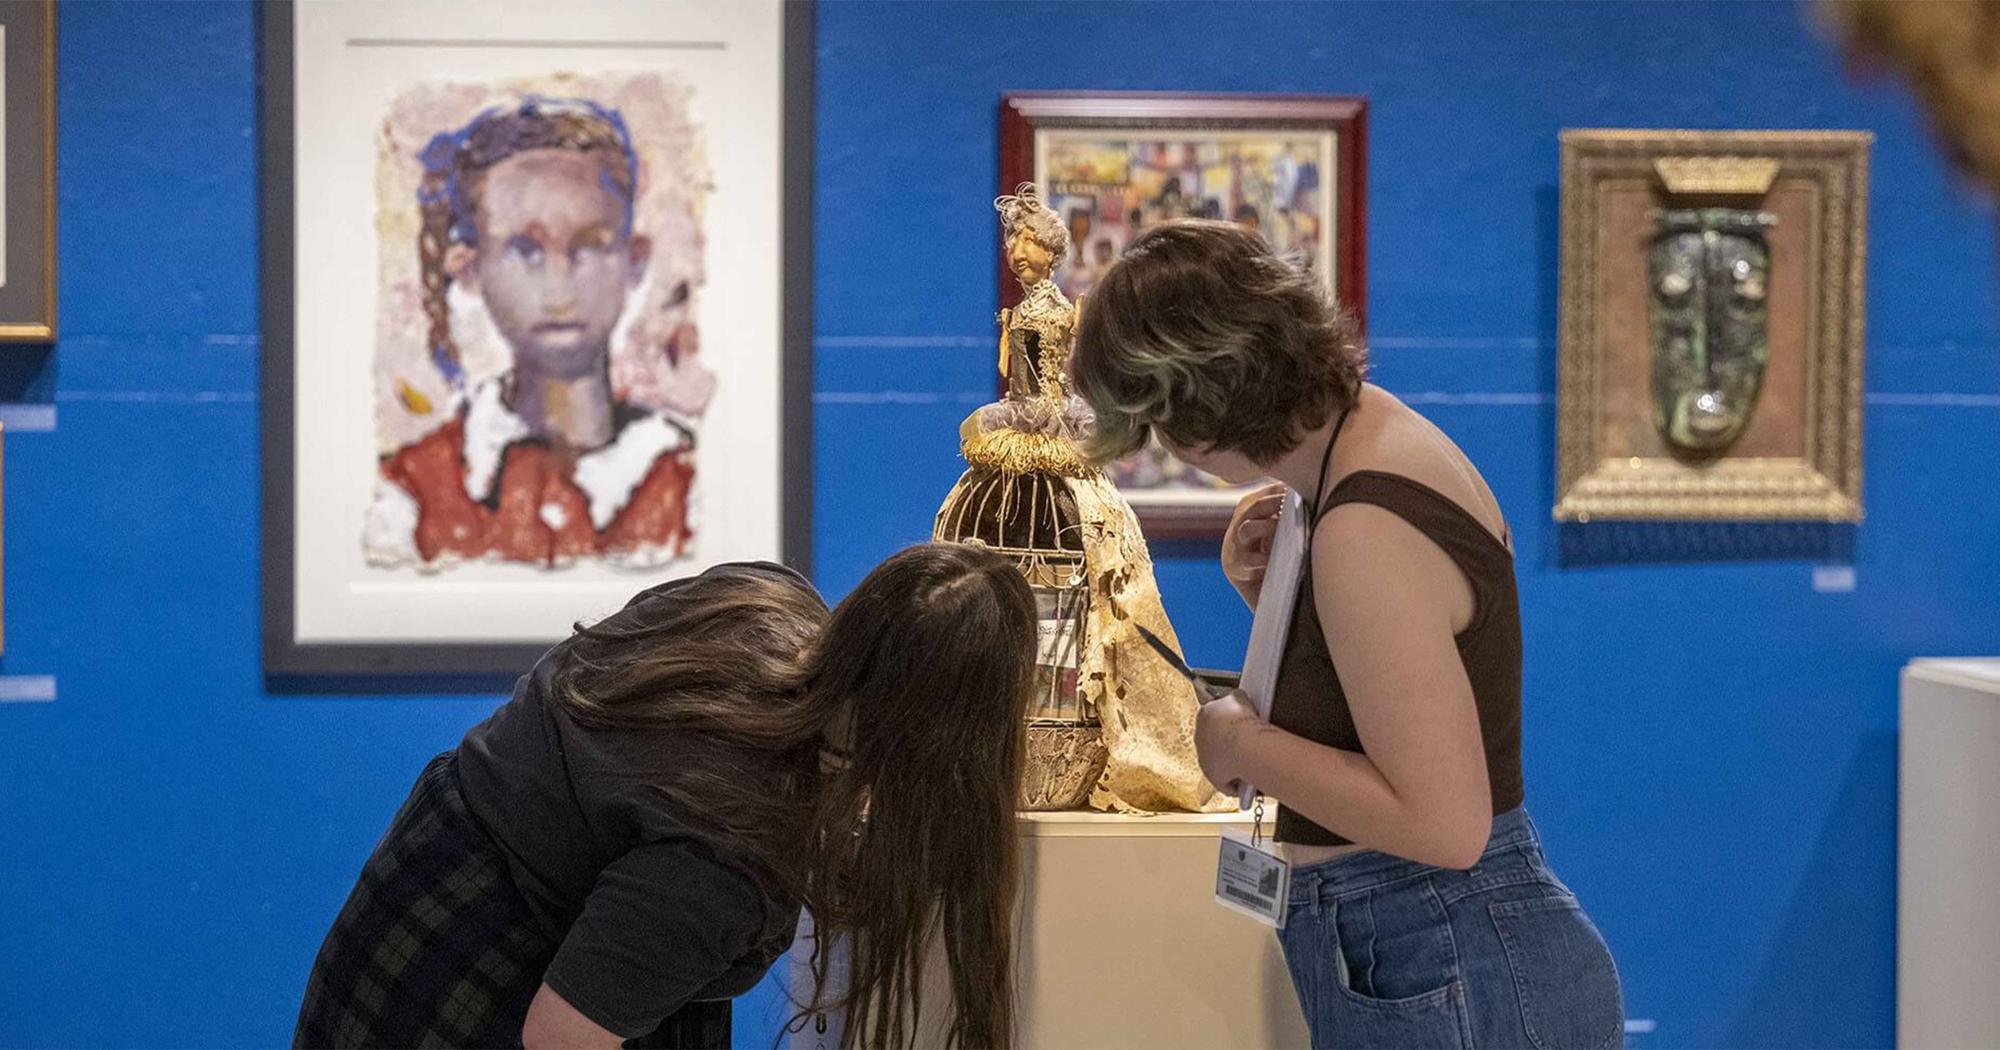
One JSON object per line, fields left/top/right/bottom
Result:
{"left": 370, "top": 382, "right": 696, "bottom": 569}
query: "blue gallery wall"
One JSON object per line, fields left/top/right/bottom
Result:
{"left": 0, "top": 2, "right": 1995, "bottom": 1046}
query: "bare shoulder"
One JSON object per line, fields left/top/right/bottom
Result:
{"left": 1331, "top": 385, "right": 1510, "bottom": 548}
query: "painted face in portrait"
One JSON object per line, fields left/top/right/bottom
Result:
{"left": 449, "top": 148, "right": 652, "bottom": 379}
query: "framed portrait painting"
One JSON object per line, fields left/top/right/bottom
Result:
{"left": 0, "top": 0, "right": 54, "bottom": 343}
{"left": 1001, "top": 92, "right": 1366, "bottom": 538}
{"left": 261, "top": 0, "right": 813, "bottom": 676}
{"left": 1555, "top": 129, "right": 1867, "bottom": 522}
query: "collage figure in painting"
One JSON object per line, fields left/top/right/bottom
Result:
{"left": 365, "top": 74, "right": 716, "bottom": 572}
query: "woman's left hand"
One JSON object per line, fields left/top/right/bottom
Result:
{"left": 1195, "top": 689, "right": 1262, "bottom": 792}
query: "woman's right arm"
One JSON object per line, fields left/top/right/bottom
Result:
{"left": 1221, "top": 483, "right": 1287, "bottom": 610}
{"left": 528, "top": 839, "right": 767, "bottom": 1048}
{"left": 522, "top": 984, "right": 623, "bottom": 1050}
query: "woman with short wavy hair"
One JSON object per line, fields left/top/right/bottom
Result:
{"left": 1073, "top": 220, "right": 1623, "bottom": 1049}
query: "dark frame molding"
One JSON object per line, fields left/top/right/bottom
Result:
{"left": 258, "top": 1, "right": 814, "bottom": 681}
{"left": 0, "top": 0, "right": 56, "bottom": 343}
{"left": 999, "top": 91, "right": 1366, "bottom": 539}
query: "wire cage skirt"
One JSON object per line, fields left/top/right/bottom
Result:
{"left": 935, "top": 467, "right": 1108, "bottom": 810}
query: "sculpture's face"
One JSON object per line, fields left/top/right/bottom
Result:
{"left": 1648, "top": 207, "right": 1774, "bottom": 456}
{"left": 1006, "top": 226, "right": 1056, "bottom": 287}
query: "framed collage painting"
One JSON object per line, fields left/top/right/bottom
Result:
{"left": 1001, "top": 92, "right": 1365, "bottom": 538}
{"left": 260, "top": 0, "right": 813, "bottom": 676}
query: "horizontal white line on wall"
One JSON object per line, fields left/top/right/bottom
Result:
{"left": 1371, "top": 336, "right": 1549, "bottom": 351}
{"left": 0, "top": 676, "right": 56, "bottom": 703}
{"left": 42, "top": 389, "right": 1998, "bottom": 415}
{"left": 1877, "top": 341, "right": 2000, "bottom": 353}
{"left": 815, "top": 336, "right": 992, "bottom": 349}
{"left": 1401, "top": 392, "right": 1552, "bottom": 405}
{"left": 815, "top": 334, "right": 1995, "bottom": 357}
{"left": 814, "top": 390, "right": 2000, "bottom": 410}
{"left": 1867, "top": 392, "right": 2000, "bottom": 407}
{"left": 0, "top": 404, "right": 56, "bottom": 432}
{"left": 814, "top": 391, "right": 989, "bottom": 406}
{"left": 56, "top": 391, "right": 255, "bottom": 404}
{"left": 815, "top": 335, "right": 1555, "bottom": 351}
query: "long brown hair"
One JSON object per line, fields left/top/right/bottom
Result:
{"left": 552, "top": 545, "right": 1036, "bottom": 1048}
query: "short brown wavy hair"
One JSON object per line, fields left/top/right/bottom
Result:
{"left": 1071, "top": 219, "right": 1367, "bottom": 465}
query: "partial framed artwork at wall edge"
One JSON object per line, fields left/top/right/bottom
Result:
{"left": 1555, "top": 129, "right": 1869, "bottom": 523}
{"left": 0, "top": 0, "right": 57, "bottom": 656}
{"left": 0, "top": 0, "right": 55, "bottom": 343}
{"left": 1001, "top": 92, "right": 1366, "bottom": 539}
{"left": 260, "top": 0, "right": 813, "bottom": 676}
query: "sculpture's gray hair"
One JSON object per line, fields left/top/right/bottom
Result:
{"left": 994, "top": 182, "right": 1070, "bottom": 268}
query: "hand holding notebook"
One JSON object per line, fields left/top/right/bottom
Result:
{"left": 1231, "top": 487, "right": 1309, "bottom": 807}
{"left": 1135, "top": 486, "right": 1310, "bottom": 809}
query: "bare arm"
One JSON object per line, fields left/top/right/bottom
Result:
{"left": 1198, "top": 503, "right": 1491, "bottom": 868}
{"left": 523, "top": 983, "right": 624, "bottom": 1050}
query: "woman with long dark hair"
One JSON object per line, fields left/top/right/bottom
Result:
{"left": 294, "top": 543, "right": 1035, "bottom": 1049}
{"left": 1071, "top": 221, "right": 1623, "bottom": 1049}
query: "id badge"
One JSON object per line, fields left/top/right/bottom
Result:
{"left": 1215, "top": 825, "right": 1291, "bottom": 929}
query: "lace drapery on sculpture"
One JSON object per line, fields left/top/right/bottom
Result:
{"left": 934, "top": 182, "right": 1226, "bottom": 813}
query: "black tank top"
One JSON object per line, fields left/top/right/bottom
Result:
{"left": 1268, "top": 416, "right": 1525, "bottom": 846}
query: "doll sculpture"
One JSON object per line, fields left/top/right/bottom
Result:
{"left": 934, "top": 183, "right": 1226, "bottom": 813}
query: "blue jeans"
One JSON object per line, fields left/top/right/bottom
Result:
{"left": 1278, "top": 808, "right": 1623, "bottom": 1049}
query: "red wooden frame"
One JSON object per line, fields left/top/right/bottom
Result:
{"left": 997, "top": 92, "right": 1368, "bottom": 539}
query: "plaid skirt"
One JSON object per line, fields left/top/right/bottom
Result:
{"left": 294, "top": 751, "right": 730, "bottom": 1049}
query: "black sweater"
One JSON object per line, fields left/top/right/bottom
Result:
{"left": 455, "top": 561, "right": 823, "bottom": 1038}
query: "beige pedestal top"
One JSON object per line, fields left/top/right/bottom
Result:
{"left": 788, "top": 809, "right": 1309, "bottom": 1050}
{"left": 1010, "top": 809, "right": 1308, "bottom": 1049}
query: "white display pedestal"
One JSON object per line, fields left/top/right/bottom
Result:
{"left": 788, "top": 810, "right": 1307, "bottom": 1049}
{"left": 1899, "top": 658, "right": 2000, "bottom": 1049}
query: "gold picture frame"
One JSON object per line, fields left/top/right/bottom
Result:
{"left": 1555, "top": 129, "right": 1869, "bottom": 522}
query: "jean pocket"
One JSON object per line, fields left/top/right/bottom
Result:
{"left": 1319, "top": 884, "right": 1471, "bottom": 1048}
{"left": 1489, "top": 896, "right": 1624, "bottom": 1050}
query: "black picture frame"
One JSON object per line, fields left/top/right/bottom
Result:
{"left": 258, "top": 1, "right": 814, "bottom": 681}
{"left": 0, "top": 0, "right": 55, "bottom": 343}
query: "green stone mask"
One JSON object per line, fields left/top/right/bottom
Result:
{"left": 1647, "top": 207, "right": 1776, "bottom": 455}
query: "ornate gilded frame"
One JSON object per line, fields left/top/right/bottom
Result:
{"left": 1555, "top": 129, "right": 1869, "bottom": 522}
